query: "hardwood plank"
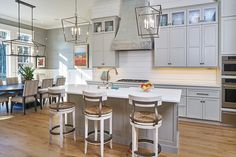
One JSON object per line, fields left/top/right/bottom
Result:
{"left": 0, "top": 107, "right": 236, "bottom": 157}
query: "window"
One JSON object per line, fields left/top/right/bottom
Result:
{"left": 0, "top": 30, "right": 8, "bottom": 80}
{"left": 17, "top": 46, "right": 31, "bottom": 68}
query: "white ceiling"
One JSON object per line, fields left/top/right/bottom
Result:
{"left": 0, "top": 0, "right": 96, "bottom": 29}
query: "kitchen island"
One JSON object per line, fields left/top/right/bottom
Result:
{"left": 66, "top": 84, "right": 181, "bottom": 153}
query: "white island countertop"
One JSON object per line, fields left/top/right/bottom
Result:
{"left": 65, "top": 84, "right": 182, "bottom": 103}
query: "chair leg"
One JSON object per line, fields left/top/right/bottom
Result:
{"left": 154, "top": 127, "right": 159, "bottom": 157}
{"left": 23, "top": 103, "right": 26, "bottom": 115}
{"left": 73, "top": 110, "right": 76, "bottom": 141}
{"left": 109, "top": 116, "right": 113, "bottom": 149}
{"left": 6, "top": 101, "right": 9, "bottom": 113}
{"left": 84, "top": 117, "right": 88, "bottom": 154}
{"left": 40, "top": 94, "right": 43, "bottom": 110}
{"left": 132, "top": 125, "right": 137, "bottom": 157}
{"left": 49, "top": 113, "right": 53, "bottom": 144}
{"left": 100, "top": 119, "right": 104, "bottom": 157}
{"left": 59, "top": 113, "right": 63, "bottom": 148}
{"left": 94, "top": 120, "right": 98, "bottom": 141}
{"left": 34, "top": 99, "right": 38, "bottom": 112}
{"left": 10, "top": 102, "right": 14, "bottom": 113}
{"left": 49, "top": 97, "right": 52, "bottom": 104}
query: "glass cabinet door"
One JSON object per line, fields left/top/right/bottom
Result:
{"left": 188, "top": 9, "right": 200, "bottom": 25}
{"left": 172, "top": 11, "right": 185, "bottom": 26}
{"left": 160, "top": 14, "right": 168, "bottom": 27}
{"left": 93, "top": 22, "right": 102, "bottom": 33}
{"left": 105, "top": 20, "right": 114, "bottom": 32}
{"left": 203, "top": 8, "right": 216, "bottom": 23}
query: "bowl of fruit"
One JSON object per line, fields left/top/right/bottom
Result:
{"left": 140, "top": 82, "right": 153, "bottom": 92}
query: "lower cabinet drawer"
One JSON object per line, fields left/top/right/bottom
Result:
{"left": 187, "top": 89, "right": 220, "bottom": 98}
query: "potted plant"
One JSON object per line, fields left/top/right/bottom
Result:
{"left": 19, "top": 63, "right": 35, "bottom": 83}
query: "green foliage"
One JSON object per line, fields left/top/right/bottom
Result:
{"left": 18, "top": 64, "right": 35, "bottom": 80}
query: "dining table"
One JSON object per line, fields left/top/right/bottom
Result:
{"left": 0, "top": 83, "right": 24, "bottom": 92}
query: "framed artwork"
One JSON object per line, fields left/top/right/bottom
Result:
{"left": 74, "top": 44, "right": 89, "bottom": 68}
{"left": 36, "top": 56, "right": 46, "bottom": 68}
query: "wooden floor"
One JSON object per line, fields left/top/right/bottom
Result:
{"left": 0, "top": 106, "right": 236, "bottom": 157}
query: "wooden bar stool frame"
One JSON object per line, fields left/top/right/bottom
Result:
{"left": 129, "top": 95, "right": 162, "bottom": 157}
{"left": 48, "top": 90, "right": 76, "bottom": 148}
{"left": 83, "top": 91, "right": 112, "bottom": 157}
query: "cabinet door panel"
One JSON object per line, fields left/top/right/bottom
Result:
{"left": 154, "top": 49, "right": 169, "bottom": 66}
{"left": 92, "top": 34, "right": 103, "bottom": 51}
{"left": 221, "top": 0, "right": 236, "bottom": 17}
{"left": 92, "top": 52, "right": 104, "bottom": 67}
{"left": 221, "top": 17, "right": 236, "bottom": 55}
{"left": 203, "top": 98, "right": 220, "bottom": 121}
{"left": 104, "top": 53, "right": 116, "bottom": 67}
{"left": 155, "top": 28, "right": 169, "bottom": 66}
{"left": 187, "top": 26, "right": 201, "bottom": 66}
{"left": 103, "top": 33, "right": 114, "bottom": 51}
{"left": 170, "top": 27, "right": 186, "bottom": 66}
{"left": 187, "top": 97, "right": 203, "bottom": 119}
{"left": 202, "top": 24, "right": 218, "bottom": 66}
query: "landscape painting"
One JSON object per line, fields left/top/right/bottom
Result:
{"left": 74, "top": 45, "right": 89, "bottom": 68}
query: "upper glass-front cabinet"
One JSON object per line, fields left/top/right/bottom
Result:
{"left": 188, "top": 9, "right": 201, "bottom": 25}
{"left": 171, "top": 11, "right": 186, "bottom": 26}
{"left": 203, "top": 7, "right": 216, "bottom": 23}
{"left": 187, "top": 5, "right": 218, "bottom": 25}
{"left": 160, "top": 14, "right": 169, "bottom": 27}
{"left": 93, "top": 17, "right": 118, "bottom": 33}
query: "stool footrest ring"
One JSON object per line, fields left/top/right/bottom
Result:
{"left": 86, "top": 130, "right": 112, "bottom": 145}
{"left": 50, "top": 124, "right": 75, "bottom": 135}
{"left": 129, "top": 139, "right": 161, "bottom": 156}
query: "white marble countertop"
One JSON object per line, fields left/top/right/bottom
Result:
{"left": 65, "top": 84, "right": 182, "bottom": 103}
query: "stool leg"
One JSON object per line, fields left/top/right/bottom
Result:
{"left": 84, "top": 117, "right": 88, "bottom": 154}
{"left": 154, "top": 127, "right": 159, "bottom": 157}
{"left": 109, "top": 116, "right": 113, "bottom": 149}
{"left": 73, "top": 110, "right": 76, "bottom": 141}
{"left": 59, "top": 113, "right": 63, "bottom": 148}
{"left": 132, "top": 125, "right": 137, "bottom": 157}
{"left": 49, "top": 113, "right": 53, "bottom": 144}
{"left": 94, "top": 120, "right": 98, "bottom": 141}
{"left": 100, "top": 119, "right": 104, "bottom": 157}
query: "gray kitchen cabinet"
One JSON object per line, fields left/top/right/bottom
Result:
{"left": 178, "top": 96, "right": 187, "bottom": 117}
{"left": 203, "top": 98, "right": 220, "bottom": 121}
{"left": 91, "top": 16, "right": 119, "bottom": 67}
{"left": 187, "top": 24, "right": 218, "bottom": 67}
{"left": 221, "top": 17, "right": 236, "bottom": 55}
{"left": 221, "top": 0, "right": 236, "bottom": 17}
{"left": 155, "top": 26, "right": 186, "bottom": 67}
{"left": 187, "top": 97, "right": 203, "bottom": 119}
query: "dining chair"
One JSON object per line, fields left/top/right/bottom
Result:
{"left": 55, "top": 77, "right": 66, "bottom": 86}
{"left": 51, "top": 77, "right": 66, "bottom": 103}
{"left": 11, "top": 80, "right": 39, "bottom": 115}
{"left": 0, "top": 79, "right": 9, "bottom": 113}
{"left": 6, "top": 77, "right": 18, "bottom": 85}
{"left": 38, "top": 78, "right": 54, "bottom": 106}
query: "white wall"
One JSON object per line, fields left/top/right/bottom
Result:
{"left": 93, "top": 51, "right": 220, "bottom": 86}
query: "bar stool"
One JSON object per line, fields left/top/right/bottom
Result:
{"left": 83, "top": 90, "right": 112, "bottom": 157}
{"left": 129, "top": 94, "right": 162, "bottom": 157}
{"left": 48, "top": 87, "right": 76, "bottom": 148}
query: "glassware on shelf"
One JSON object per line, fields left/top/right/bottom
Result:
{"left": 94, "top": 22, "right": 102, "bottom": 33}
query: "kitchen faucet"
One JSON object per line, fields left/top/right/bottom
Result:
{"left": 104, "top": 68, "right": 118, "bottom": 88}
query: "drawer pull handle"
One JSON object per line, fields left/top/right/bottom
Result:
{"left": 196, "top": 93, "right": 209, "bottom": 96}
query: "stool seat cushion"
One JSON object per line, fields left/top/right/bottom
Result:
{"left": 85, "top": 105, "right": 112, "bottom": 115}
{"left": 131, "top": 111, "right": 162, "bottom": 123}
{"left": 49, "top": 102, "right": 75, "bottom": 110}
